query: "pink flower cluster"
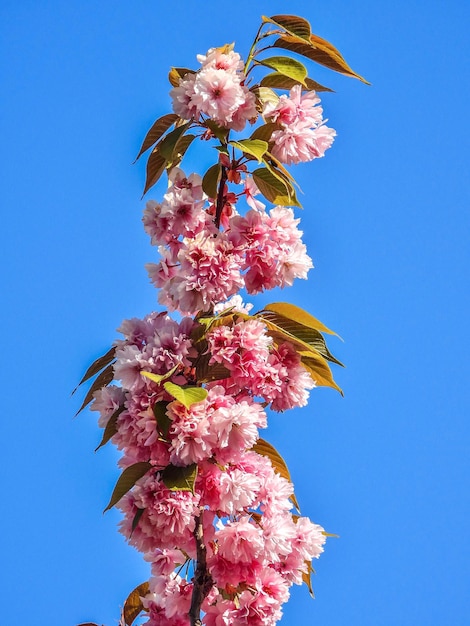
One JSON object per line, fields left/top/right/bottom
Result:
{"left": 90, "top": 303, "right": 324, "bottom": 625}
{"left": 171, "top": 47, "right": 257, "bottom": 131}
{"left": 86, "top": 39, "right": 340, "bottom": 626}
{"left": 264, "top": 85, "right": 336, "bottom": 164}
{"left": 144, "top": 169, "right": 312, "bottom": 315}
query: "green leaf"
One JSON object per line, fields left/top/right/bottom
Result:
{"left": 163, "top": 382, "right": 208, "bottom": 409}
{"left": 229, "top": 139, "right": 268, "bottom": 163}
{"left": 134, "top": 113, "right": 179, "bottom": 162}
{"left": 104, "top": 462, "right": 152, "bottom": 512}
{"left": 250, "top": 86, "right": 279, "bottom": 110}
{"left": 122, "top": 582, "right": 150, "bottom": 626}
{"left": 158, "top": 122, "right": 190, "bottom": 160}
{"left": 168, "top": 66, "right": 195, "bottom": 87}
{"left": 250, "top": 122, "right": 280, "bottom": 143}
{"left": 202, "top": 163, "right": 221, "bottom": 199}
{"left": 263, "top": 151, "right": 296, "bottom": 183}
{"left": 161, "top": 463, "right": 198, "bottom": 492}
{"left": 256, "top": 56, "right": 308, "bottom": 86}
{"left": 273, "top": 34, "right": 370, "bottom": 84}
{"left": 252, "top": 167, "right": 300, "bottom": 207}
{"left": 75, "top": 364, "right": 114, "bottom": 416}
{"left": 95, "top": 405, "right": 125, "bottom": 451}
{"left": 141, "top": 366, "right": 178, "bottom": 385}
{"left": 130, "top": 508, "right": 145, "bottom": 537}
{"left": 253, "top": 313, "right": 343, "bottom": 394}
{"left": 73, "top": 347, "right": 115, "bottom": 394}
{"left": 262, "top": 14, "right": 312, "bottom": 42}
{"left": 153, "top": 401, "right": 172, "bottom": 438}
{"left": 260, "top": 72, "right": 333, "bottom": 93}
{"left": 204, "top": 119, "right": 229, "bottom": 141}
{"left": 262, "top": 302, "right": 338, "bottom": 336}
{"left": 257, "top": 310, "right": 343, "bottom": 366}
{"left": 194, "top": 352, "right": 231, "bottom": 383}
{"left": 143, "top": 149, "right": 167, "bottom": 196}
{"left": 252, "top": 438, "right": 300, "bottom": 511}
{"left": 169, "top": 133, "right": 196, "bottom": 168}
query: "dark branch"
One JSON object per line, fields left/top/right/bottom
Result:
{"left": 189, "top": 507, "right": 213, "bottom": 626}
{"left": 214, "top": 165, "right": 228, "bottom": 230}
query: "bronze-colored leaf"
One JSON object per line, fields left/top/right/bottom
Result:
{"left": 260, "top": 72, "right": 333, "bottom": 93}
{"left": 75, "top": 364, "right": 114, "bottom": 416}
{"left": 73, "top": 347, "right": 115, "bottom": 394}
{"left": 134, "top": 113, "right": 179, "bottom": 162}
{"left": 104, "top": 462, "right": 152, "bottom": 512}
{"left": 273, "top": 34, "right": 370, "bottom": 84}
{"left": 301, "top": 353, "right": 343, "bottom": 395}
{"left": 143, "top": 148, "right": 167, "bottom": 196}
{"left": 262, "top": 14, "right": 312, "bottom": 42}
{"left": 168, "top": 67, "right": 195, "bottom": 88}
{"left": 302, "top": 559, "right": 315, "bottom": 598}
{"left": 202, "top": 163, "right": 221, "bottom": 199}
{"left": 262, "top": 302, "right": 338, "bottom": 336}
{"left": 252, "top": 438, "right": 300, "bottom": 511}
{"left": 95, "top": 405, "right": 125, "bottom": 451}
{"left": 122, "top": 582, "right": 150, "bottom": 626}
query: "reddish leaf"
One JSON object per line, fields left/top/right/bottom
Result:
{"left": 72, "top": 347, "right": 115, "bottom": 394}
{"left": 75, "top": 364, "right": 114, "bottom": 416}
{"left": 262, "top": 14, "right": 312, "bottom": 42}
{"left": 143, "top": 148, "right": 167, "bottom": 196}
{"left": 273, "top": 34, "right": 370, "bottom": 84}
{"left": 134, "top": 113, "right": 178, "bottom": 162}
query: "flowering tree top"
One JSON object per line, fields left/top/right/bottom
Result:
{"left": 75, "top": 13, "right": 367, "bottom": 626}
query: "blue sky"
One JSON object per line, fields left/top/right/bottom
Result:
{"left": 1, "top": 1, "right": 469, "bottom": 625}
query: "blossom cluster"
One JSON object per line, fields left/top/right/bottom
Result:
{"left": 91, "top": 306, "right": 325, "bottom": 625}
{"left": 264, "top": 85, "right": 336, "bottom": 165}
{"left": 171, "top": 47, "right": 257, "bottom": 131}
{"left": 86, "top": 38, "right": 340, "bottom": 626}
{"left": 144, "top": 167, "right": 313, "bottom": 315}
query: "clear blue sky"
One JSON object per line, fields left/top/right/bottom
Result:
{"left": 1, "top": 1, "right": 469, "bottom": 625}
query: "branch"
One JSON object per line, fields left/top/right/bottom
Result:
{"left": 214, "top": 165, "right": 228, "bottom": 230}
{"left": 189, "top": 507, "right": 213, "bottom": 626}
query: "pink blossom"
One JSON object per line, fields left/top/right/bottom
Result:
{"left": 90, "top": 385, "right": 125, "bottom": 428}
{"left": 170, "top": 72, "right": 198, "bottom": 120}
{"left": 197, "top": 48, "right": 244, "bottom": 73}
{"left": 216, "top": 516, "right": 264, "bottom": 563}
{"left": 265, "top": 85, "right": 323, "bottom": 127}
{"left": 191, "top": 68, "right": 247, "bottom": 126}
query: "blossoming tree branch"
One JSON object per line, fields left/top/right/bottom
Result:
{"left": 75, "top": 14, "right": 367, "bottom": 626}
